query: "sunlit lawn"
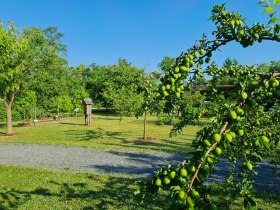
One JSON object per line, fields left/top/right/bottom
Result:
{"left": 0, "top": 114, "right": 200, "bottom": 154}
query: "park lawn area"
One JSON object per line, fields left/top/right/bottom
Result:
{"left": 0, "top": 114, "right": 200, "bottom": 154}
{"left": 0, "top": 165, "right": 279, "bottom": 210}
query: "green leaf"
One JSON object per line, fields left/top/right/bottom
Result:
{"left": 263, "top": 7, "right": 274, "bottom": 13}
{"left": 273, "top": 0, "right": 280, "bottom": 5}
{"left": 134, "top": 189, "right": 141, "bottom": 195}
{"left": 268, "top": 17, "right": 280, "bottom": 24}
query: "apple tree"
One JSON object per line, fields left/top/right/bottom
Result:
{"left": 140, "top": 1, "right": 280, "bottom": 209}
{"left": 135, "top": 71, "right": 162, "bottom": 139}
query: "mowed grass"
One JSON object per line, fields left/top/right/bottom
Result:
{"left": 0, "top": 165, "right": 279, "bottom": 210}
{"left": 0, "top": 114, "right": 199, "bottom": 154}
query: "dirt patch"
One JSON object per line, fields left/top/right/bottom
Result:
{"left": 137, "top": 136, "right": 159, "bottom": 141}
{"left": 0, "top": 132, "right": 22, "bottom": 137}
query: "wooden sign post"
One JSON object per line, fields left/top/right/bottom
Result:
{"left": 82, "top": 99, "right": 93, "bottom": 126}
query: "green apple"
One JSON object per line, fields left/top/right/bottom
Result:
{"left": 165, "top": 84, "right": 171, "bottom": 90}
{"left": 180, "top": 168, "right": 188, "bottom": 177}
{"left": 204, "top": 139, "right": 211, "bottom": 147}
{"left": 213, "top": 133, "right": 221, "bottom": 142}
{"left": 191, "top": 189, "right": 200, "bottom": 199}
{"left": 229, "top": 131, "right": 236, "bottom": 139}
{"left": 238, "top": 129, "right": 244, "bottom": 136}
{"left": 155, "top": 178, "right": 161, "bottom": 186}
{"left": 229, "top": 111, "right": 237, "bottom": 120}
{"left": 199, "top": 48, "right": 205, "bottom": 55}
{"left": 178, "top": 190, "right": 186, "bottom": 200}
{"left": 245, "top": 162, "right": 253, "bottom": 171}
{"left": 163, "top": 176, "right": 171, "bottom": 185}
{"left": 261, "top": 136, "right": 269, "bottom": 143}
{"left": 224, "top": 133, "right": 232, "bottom": 142}
{"left": 236, "top": 108, "right": 244, "bottom": 116}
{"left": 214, "top": 147, "right": 222, "bottom": 156}
{"left": 241, "top": 92, "right": 248, "bottom": 100}
{"left": 163, "top": 91, "right": 169, "bottom": 97}
{"left": 169, "top": 171, "right": 176, "bottom": 179}
{"left": 187, "top": 196, "right": 194, "bottom": 207}
{"left": 189, "top": 165, "right": 196, "bottom": 173}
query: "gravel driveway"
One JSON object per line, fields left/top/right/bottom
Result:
{"left": 0, "top": 142, "right": 279, "bottom": 194}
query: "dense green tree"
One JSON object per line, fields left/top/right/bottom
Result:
{"left": 101, "top": 59, "right": 144, "bottom": 116}
{"left": 0, "top": 23, "right": 31, "bottom": 134}
{"left": 86, "top": 59, "right": 144, "bottom": 112}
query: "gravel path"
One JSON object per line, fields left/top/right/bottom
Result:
{"left": 0, "top": 142, "right": 279, "bottom": 194}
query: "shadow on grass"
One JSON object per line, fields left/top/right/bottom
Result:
{"left": 0, "top": 174, "right": 279, "bottom": 209}
{"left": 65, "top": 128, "right": 130, "bottom": 141}
{"left": 99, "top": 137, "right": 194, "bottom": 154}
{"left": 0, "top": 176, "right": 170, "bottom": 209}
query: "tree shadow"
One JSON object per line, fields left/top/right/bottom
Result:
{"left": 64, "top": 128, "right": 130, "bottom": 141}
{"left": 86, "top": 151, "right": 187, "bottom": 178}
{"left": 0, "top": 176, "right": 170, "bottom": 209}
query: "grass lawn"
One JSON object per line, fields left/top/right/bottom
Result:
{"left": 0, "top": 114, "right": 199, "bottom": 154}
{"left": 0, "top": 165, "right": 279, "bottom": 210}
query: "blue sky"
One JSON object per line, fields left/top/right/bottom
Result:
{"left": 1, "top": 0, "right": 279, "bottom": 72}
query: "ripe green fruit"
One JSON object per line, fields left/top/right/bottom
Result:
{"left": 194, "top": 53, "right": 199, "bottom": 59}
{"left": 224, "top": 133, "right": 232, "bottom": 142}
{"left": 179, "top": 66, "right": 188, "bottom": 72}
{"left": 163, "top": 176, "right": 171, "bottom": 185}
{"left": 236, "top": 108, "right": 244, "bottom": 116}
{"left": 229, "top": 111, "right": 237, "bottom": 120}
{"left": 165, "top": 84, "right": 171, "bottom": 90}
{"left": 161, "top": 86, "right": 166, "bottom": 91}
{"left": 241, "top": 92, "right": 248, "bottom": 100}
{"left": 270, "top": 79, "right": 279, "bottom": 87}
{"left": 261, "top": 136, "right": 269, "bottom": 143}
{"left": 191, "top": 189, "right": 200, "bottom": 199}
{"left": 187, "top": 196, "right": 194, "bottom": 207}
{"left": 213, "top": 133, "right": 221, "bottom": 142}
{"left": 178, "top": 190, "right": 186, "bottom": 200}
{"left": 155, "top": 178, "right": 161, "bottom": 186}
{"left": 229, "top": 131, "right": 236, "bottom": 139}
{"left": 174, "top": 66, "right": 180, "bottom": 73}
{"left": 180, "top": 168, "right": 188, "bottom": 177}
{"left": 230, "top": 20, "right": 235, "bottom": 28}
{"left": 189, "top": 165, "right": 196, "bottom": 173}
{"left": 163, "top": 91, "right": 169, "bottom": 97}
{"left": 175, "top": 92, "right": 181, "bottom": 98}
{"left": 214, "top": 40, "right": 219, "bottom": 46}
{"left": 264, "top": 81, "right": 269, "bottom": 88}
{"left": 169, "top": 171, "right": 176, "bottom": 179}
{"left": 214, "top": 147, "right": 222, "bottom": 156}
{"left": 238, "top": 129, "right": 244, "bottom": 136}
{"left": 245, "top": 162, "right": 253, "bottom": 171}
{"left": 199, "top": 48, "right": 205, "bottom": 55}
{"left": 204, "top": 139, "right": 211, "bottom": 147}
{"left": 207, "top": 156, "right": 214, "bottom": 164}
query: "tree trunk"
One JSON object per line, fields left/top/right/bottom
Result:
{"left": 143, "top": 112, "right": 147, "bottom": 140}
{"left": 6, "top": 101, "right": 13, "bottom": 134}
